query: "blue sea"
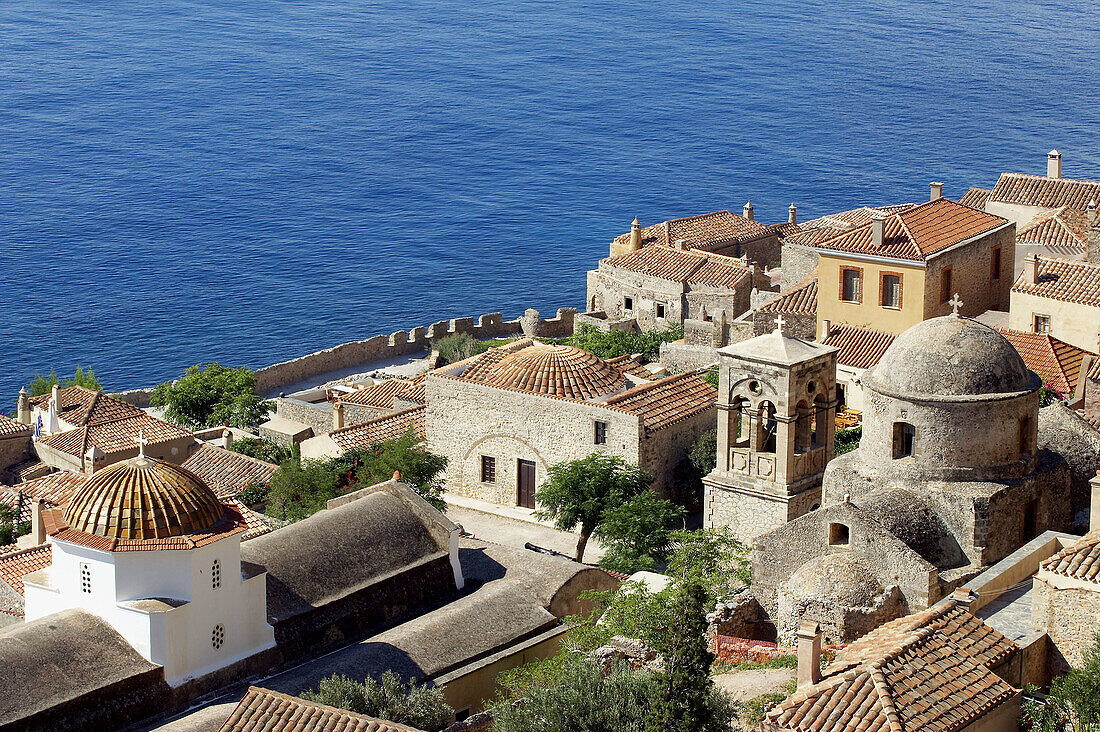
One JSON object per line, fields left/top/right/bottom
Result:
{"left": 2, "top": 0, "right": 1098, "bottom": 402}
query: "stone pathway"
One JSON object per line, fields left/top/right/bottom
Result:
{"left": 712, "top": 668, "right": 795, "bottom": 702}
{"left": 446, "top": 494, "right": 607, "bottom": 563}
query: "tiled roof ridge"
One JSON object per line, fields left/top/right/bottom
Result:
{"left": 209, "top": 443, "right": 279, "bottom": 470}
{"left": 688, "top": 247, "right": 751, "bottom": 268}
{"left": 667, "top": 209, "right": 732, "bottom": 225}
{"left": 433, "top": 371, "right": 642, "bottom": 415}
{"left": 601, "top": 370, "right": 699, "bottom": 405}
{"left": 0, "top": 543, "right": 51, "bottom": 563}
{"left": 27, "top": 383, "right": 99, "bottom": 406}
{"left": 868, "top": 662, "right": 903, "bottom": 732}
{"left": 998, "top": 171, "right": 1100, "bottom": 185}
{"left": 228, "top": 686, "right": 424, "bottom": 732}
{"left": 330, "top": 405, "right": 426, "bottom": 438}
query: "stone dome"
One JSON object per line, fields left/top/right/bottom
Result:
{"left": 786, "top": 553, "right": 883, "bottom": 608}
{"left": 64, "top": 455, "right": 225, "bottom": 540}
{"left": 865, "top": 315, "right": 1036, "bottom": 398}
{"left": 473, "top": 344, "right": 628, "bottom": 400}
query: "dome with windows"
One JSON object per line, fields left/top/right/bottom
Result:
{"left": 63, "top": 454, "right": 225, "bottom": 540}
{"left": 865, "top": 315, "right": 1037, "bottom": 399}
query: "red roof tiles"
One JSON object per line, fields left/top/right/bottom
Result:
{"left": 1040, "top": 533, "right": 1100, "bottom": 583}
{"left": 28, "top": 386, "right": 143, "bottom": 428}
{"left": 0, "top": 415, "right": 31, "bottom": 439}
{"left": 39, "top": 412, "right": 191, "bottom": 459}
{"left": 6, "top": 470, "right": 89, "bottom": 507}
{"left": 600, "top": 372, "right": 716, "bottom": 433}
{"left": 759, "top": 275, "right": 818, "bottom": 315}
{"left": 1016, "top": 207, "right": 1091, "bottom": 256}
{"left": 612, "top": 210, "right": 770, "bottom": 251}
{"left": 997, "top": 329, "right": 1094, "bottom": 395}
{"left": 801, "top": 203, "right": 917, "bottom": 231}
{"left": 0, "top": 544, "right": 52, "bottom": 598}
{"left": 462, "top": 344, "right": 629, "bottom": 400}
{"left": 181, "top": 443, "right": 278, "bottom": 500}
{"left": 988, "top": 172, "right": 1100, "bottom": 210}
{"left": 219, "top": 687, "right": 424, "bottom": 732}
{"left": 45, "top": 503, "right": 248, "bottom": 553}
{"left": 958, "top": 187, "right": 992, "bottom": 209}
{"left": 822, "top": 325, "right": 897, "bottom": 370}
{"left": 602, "top": 245, "right": 752, "bottom": 290}
{"left": 1011, "top": 257, "right": 1100, "bottom": 308}
{"left": 330, "top": 406, "right": 426, "bottom": 452}
{"left": 339, "top": 377, "right": 426, "bottom": 409}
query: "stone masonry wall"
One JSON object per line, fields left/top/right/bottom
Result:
{"left": 921, "top": 224, "right": 1015, "bottom": 318}
{"left": 1031, "top": 575, "right": 1100, "bottom": 673}
{"left": 274, "top": 397, "right": 334, "bottom": 436}
{"left": 780, "top": 244, "right": 818, "bottom": 289}
{"left": 638, "top": 404, "right": 717, "bottom": 503}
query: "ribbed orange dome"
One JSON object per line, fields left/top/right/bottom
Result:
{"left": 63, "top": 455, "right": 226, "bottom": 540}
{"left": 474, "top": 344, "right": 628, "bottom": 400}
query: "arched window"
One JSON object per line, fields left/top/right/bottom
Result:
{"left": 795, "top": 400, "right": 812, "bottom": 453}
{"left": 829, "top": 523, "right": 850, "bottom": 546}
{"left": 758, "top": 402, "right": 777, "bottom": 453}
{"left": 892, "top": 422, "right": 915, "bottom": 458}
{"left": 212, "top": 624, "right": 225, "bottom": 650}
{"left": 211, "top": 558, "right": 221, "bottom": 590}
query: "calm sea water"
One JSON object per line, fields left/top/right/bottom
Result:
{"left": 2, "top": 0, "right": 1098, "bottom": 401}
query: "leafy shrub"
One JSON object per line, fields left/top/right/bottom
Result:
{"left": 737, "top": 682, "right": 795, "bottom": 727}
{"left": 546, "top": 324, "right": 683, "bottom": 363}
{"left": 689, "top": 429, "right": 717, "bottom": 476}
{"left": 597, "top": 489, "right": 685, "bottom": 575}
{"left": 834, "top": 426, "right": 861, "bottom": 456}
{"left": 0, "top": 503, "right": 29, "bottom": 547}
{"left": 236, "top": 481, "right": 269, "bottom": 507}
{"left": 25, "top": 367, "right": 103, "bottom": 398}
{"left": 302, "top": 671, "right": 453, "bottom": 732}
{"left": 433, "top": 333, "right": 489, "bottom": 366}
{"left": 151, "top": 363, "right": 272, "bottom": 429}
{"left": 1022, "top": 633, "right": 1100, "bottom": 731}
{"left": 230, "top": 436, "right": 292, "bottom": 465}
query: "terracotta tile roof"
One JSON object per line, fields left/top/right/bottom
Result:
{"left": 448, "top": 339, "right": 535, "bottom": 383}
{"left": 769, "top": 221, "right": 802, "bottom": 239}
{"left": 44, "top": 502, "right": 248, "bottom": 553}
{"left": 28, "top": 386, "right": 143, "bottom": 428}
{"left": 7, "top": 470, "right": 89, "bottom": 507}
{"left": 602, "top": 245, "right": 752, "bottom": 290}
{"left": 808, "top": 198, "right": 1009, "bottom": 262}
{"left": 767, "top": 603, "right": 1017, "bottom": 732}
{"left": 759, "top": 274, "right": 818, "bottom": 315}
{"left": 16, "top": 460, "right": 49, "bottom": 482}
{"left": 997, "top": 329, "right": 1094, "bottom": 395}
{"left": 823, "top": 325, "right": 897, "bottom": 370}
{"left": 801, "top": 203, "right": 917, "bottom": 231}
{"left": 0, "top": 415, "right": 31, "bottom": 438}
{"left": 611, "top": 210, "right": 770, "bottom": 251}
{"left": 181, "top": 443, "right": 278, "bottom": 500}
{"left": 1011, "top": 256, "right": 1100, "bottom": 308}
{"left": 460, "top": 343, "right": 630, "bottom": 400}
{"left": 226, "top": 499, "right": 275, "bottom": 541}
{"left": 1039, "top": 532, "right": 1100, "bottom": 582}
{"left": 219, "top": 686, "right": 424, "bottom": 732}
{"left": 988, "top": 172, "right": 1100, "bottom": 210}
{"left": 339, "top": 377, "right": 425, "bottom": 408}
{"left": 330, "top": 406, "right": 426, "bottom": 452}
{"left": 38, "top": 412, "right": 191, "bottom": 459}
{"left": 958, "top": 187, "right": 992, "bottom": 209}
{"left": 604, "top": 354, "right": 654, "bottom": 379}
{"left": 783, "top": 227, "right": 850, "bottom": 248}
{"left": 0, "top": 544, "right": 52, "bottom": 598}
{"left": 1089, "top": 357, "right": 1100, "bottom": 381}
{"left": 600, "top": 372, "right": 716, "bottom": 433}
{"left": 1016, "top": 207, "right": 1091, "bottom": 256}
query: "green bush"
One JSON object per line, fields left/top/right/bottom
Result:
{"left": 1022, "top": 633, "right": 1100, "bottom": 731}
{"left": 235, "top": 481, "right": 270, "bottom": 507}
{"left": 24, "top": 367, "right": 103, "bottom": 398}
{"left": 230, "top": 436, "right": 292, "bottom": 465}
{"left": 151, "top": 363, "right": 272, "bottom": 429}
{"left": 737, "top": 682, "right": 795, "bottom": 727}
{"left": 546, "top": 324, "right": 683, "bottom": 363}
{"left": 834, "top": 426, "right": 861, "bottom": 456}
{"left": 433, "top": 333, "right": 489, "bottom": 366}
{"left": 302, "top": 671, "right": 453, "bottom": 732}
{"left": 689, "top": 429, "right": 717, "bottom": 477}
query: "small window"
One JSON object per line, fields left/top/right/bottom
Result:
{"left": 455, "top": 708, "right": 472, "bottom": 723}
{"left": 991, "top": 246, "right": 1002, "bottom": 281}
{"left": 881, "top": 274, "right": 901, "bottom": 309}
{"left": 1022, "top": 498, "right": 1038, "bottom": 541}
{"left": 80, "top": 563, "right": 92, "bottom": 594}
{"left": 829, "top": 523, "right": 850, "bottom": 546}
{"left": 481, "top": 455, "right": 496, "bottom": 484}
{"left": 212, "top": 624, "right": 225, "bottom": 650}
{"left": 594, "top": 421, "right": 608, "bottom": 445}
{"left": 940, "top": 268, "right": 953, "bottom": 304}
{"left": 655, "top": 303, "right": 665, "bottom": 319}
{"left": 1033, "top": 314, "right": 1051, "bottom": 334}
{"left": 892, "top": 422, "right": 915, "bottom": 458}
{"left": 1020, "top": 415, "right": 1032, "bottom": 456}
{"left": 841, "top": 268, "right": 862, "bottom": 303}
{"left": 211, "top": 558, "right": 221, "bottom": 590}
{"left": 624, "top": 296, "right": 634, "bottom": 311}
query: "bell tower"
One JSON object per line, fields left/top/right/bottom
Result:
{"left": 703, "top": 319, "right": 838, "bottom": 543}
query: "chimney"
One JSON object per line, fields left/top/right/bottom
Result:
{"left": 1047, "top": 149, "right": 1062, "bottom": 179}
{"left": 788, "top": 204, "right": 797, "bottom": 226}
{"left": 333, "top": 402, "right": 345, "bottom": 431}
{"left": 222, "top": 428, "right": 233, "bottom": 449}
{"left": 1088, "top": 200, "right": 1100, "bottom": 265}
{"left": 797, "top": 620, "right": 823, "bottom": 688}
{"left": 950, "top": 587, "right": 978, "bottom": 614}
{"left": 628, "top": 217, "right": 642, "bottom": 251}
{"left": 821, "top": 318, "right": 831, "bottom": 341}
{"left": 870, "top": 210, "right": 887, "bottom": 249}
{"left": 31, "top": 499, "right": 47, "bottom": 546}
{"left": 1091, "top": 472, "right": 1100, "bottom": 533}
{"left": 1024, "top": 253, "right": 1039, "bottom": 285}
{"left": 17, "top": 387, "right": 30, "bottom": 424}
{"left": 930, "top": 181, "right": 944, "bottom": 201}
{"left": 1089, "top": 199, "right": 1098, "bottom": 227}
{"left": 83, "top": 446, "right": 102, "bottom": 475}
{"left": 673, "top": 238, "right": 686, "bottom": 250}
{"left": 743, "top": 201, "right": 754, "bottom": 222}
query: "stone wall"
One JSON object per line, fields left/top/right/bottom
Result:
{"left": 752, "top": 311, "right": 816, "bottom": 340}
{"left": 777, "top": 584, "right": 904, "bottom": 644}
{"left": 921, "top": 224, "right": 1015, "bottom": 318}
{"left": 1031, "top": 574, "right": 1100, "bottom": 673}
{"left": 0, "top": 433, "right": 31, "bottom": 475}
{"left": 274, "top": 397, "right": 334, "bottom": 436}
{"left": 638, "top": 402, "right": 717, "bottom": 504}
{"left": 660, "top": 342, "right": 721, "bottom": 373}
{"left": 575, "top": 311, "right": 638, "bottom": 333}
{"left": 780, "top": 244, "right": 818, "bottom": 289}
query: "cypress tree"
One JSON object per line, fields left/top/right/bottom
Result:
{"left": 646, "top": 579, "right": 718, "bottom": 732}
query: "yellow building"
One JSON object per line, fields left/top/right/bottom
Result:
{"left": 1010, "top": 255, "right": 1100, "bottom": 353}
{"left": 808, "top": 197, "right": 1014, "bottom": 337}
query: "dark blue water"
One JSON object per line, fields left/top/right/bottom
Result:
{"left": 2, "top": 0, "right": 1098, "bottom": 400}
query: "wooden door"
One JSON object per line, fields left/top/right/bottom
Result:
{"left": 517, "top": 459, "right": 536, "bottom": 509}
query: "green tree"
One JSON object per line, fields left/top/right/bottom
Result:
{"left": 689, "top": 428, "right": 717, "bottom": 476}
{"left": 1022, "top": 633, "right": 1100, "bottom": 731}
{"left": 0, "top": 503, "right": 30, "bottom": 547}
{"left": 263, "top": 457, "right": 340, "bottom": 522}
{"left": 834, "top": 426, "right": 861, "bottom": 456}
{"left": 667, "top": 527, "right": 751, "bottom": 601}
{"left": 432, "top": 332, "right": 489, "bottom": 365}
{"left": 646, "top": 580, "right": 732, "bottom": 732}
{"left": 302, "top": 671, "right": 453, "bottom": 732}
{"left": 546, "top": 324, "right": 684, "bottom": 363}
{"left": 150, "top": 363, "right": 272, "bottom": 429}
{"left": 597, "top": 489, "right": 685, "bottom": 574}
{"left": 230, "top": 436, "right": 292, "bottom": 465}
{"left": 535, "top": 453, "right": 653, "bottom": 562}
{"left": 25, "top": 367, "right": 103, "bottom": 397}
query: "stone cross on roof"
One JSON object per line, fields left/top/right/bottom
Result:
{"left": 775, "top": 313, "right": 786, "bottom": 334}
{"left": 948, "top": 293, "right": 963, "bottom": 316}
{"left": 135, "top": 429, "right": 148, "bottom": 459}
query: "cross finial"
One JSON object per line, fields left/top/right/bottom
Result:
{"left": 775, "top": 313, "right": 786, "bottom": 334}
{"left": 948, "top": 293, "right": 963, "bottom": 316}
{"left": 135, "top": 429, "right": 148, "bottom": 459}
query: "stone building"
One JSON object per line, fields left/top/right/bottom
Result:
{"left": 751, "top": 314, "right": 1073, "bottom": 641}
{"left": 765, "top": 601, "right": 1022, "bottom": 732}
{"left": 1010, "top": 255, "right": 1100, "bottom": 353}
{"left": 753, "top": 271, "right": 818, "bottom": 341}
{"left": 703, "top": 325, "right": 838, "bottom": 543}
{"left": 607, "top": 208, "right": 779, "bottom": 264}
{"left": 820, "top": 323, "right": 896, "bottom": 411}
{"left": 981, "top": 151, "right": 1100, "bottom": 231}
{"left": 584, "top": 244, "right": 762, "bottom": 339}
{"left": 426, "top": 339, "right": 716, "bottom": 507}
{"left": 0, "top": 413, "right": 32, "bottom": 483}
{"left": 997, "top": 328, "right": 1096, "bottom": 402}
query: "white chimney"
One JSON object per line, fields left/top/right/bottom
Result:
{"left": 743, "top": 201, "right": 754, "bottom": 222}
{"left": 821, "top": 319, "right": 831, "bottom": 341}
{"left": 788, "top": 204, "right": 797, "bottom": 225}
{"left": 1048, "top": 149, "right": 1062, "bottom": 179}
{"left": 870, "top": 211, "right": 887, "bottom": 248}
{"left": 1024, "top": 253, "right": 1039, "bottom": 285}
{"left": 930, "top": 182, "right": 944, "bottom": 201}
{"left": 628, "top": 217, "right": 642, "bottom": 251}
{"left": 1089, "top": 199, "right": 1098, "bottom": 227}
{"left": 333, "top": 402, "right": 345, "bottom": 431}
{"left": 673, "top": 238, "right": 687, "bottom": 250}
{"left": 31, "top": 499, "right": 47, "bottom": 546}
{"left": 222, "top": 428, "right": 233, "bottom": 449}
{"left": 797, "top": 620, "right": 823, "bottom": 688}
{"left": 17, "top": 387, "right": 30, "bottom": 425}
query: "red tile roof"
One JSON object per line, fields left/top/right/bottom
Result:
{"left": 339, "top": 377, "right": 426, "bottom": 408}
{"left": 958, "top": 187, "right": 992, "bottom": 209}
{"left": 38, "top": 412, "right": 192, "bottom": 459}
{"left": 600, "top": 372, "right": 716, "bottom": 433}
{"left": 1040, "top": 532, "right": 1100, "bottom": 583}
{"left": 801, "top": 203, "right": 917, "bottom": 231}
{"left": 808, "top": 198, "right": 1009, "bottom": 262}
{"left": 602, "top": 245, "right": 752, "bottom": 290}
{"left": 822, "top": 325, "right": 897, "bottom": 370}
{"left": 28, "top": 386, "right": 143, "bottom": 428}
{"left": 988, "top": 172, "right": 1100, "bottom": 210}
{"left": 1011, "top": 256, "right": 1100, "bottom": 308}
{"left": 1016, "top": 207, "right": 1092, "bottom": 257}
{"left": 766, "top": 603, "right": 1017, "bottom": 732}
{"left": 759, "top": 274, "right": 818, "bottom": 315}
{"left": 997, "top": 329, "right": 1094, "bottom": 395}
{"left": 0, "top": 544, "right": 52, "bottom": 599}
{"left": 611, "top": 210, "right": 770, "bottom": 251}
{"left": 44, "top": 502, "right": 248, "bottom": 553}
{"left": 181, "top": 443, "right": 278, "bottom": 500}
{"left": 330, "top": 406, "right": 426, "bottom": 452}
{"left": 460, "top": 343, "right": 630, "bottom": 400}
{"left": 0, "top": 415, "right": 31, "bottom": 439}
{"left": 226, "top": 499, "right": 275, "bottom": 541}
{"left": 8, "top": 471, "right": 89, "bottom": 506}
{"left": 219, "top": 686, "right": 424, "bottom": 732}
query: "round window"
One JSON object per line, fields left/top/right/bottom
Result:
{"left": 212, "top": 624, "right": 225, "bottom": 650}
{"left": 748, "top": 380, "right": 761, "bottom": 394}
